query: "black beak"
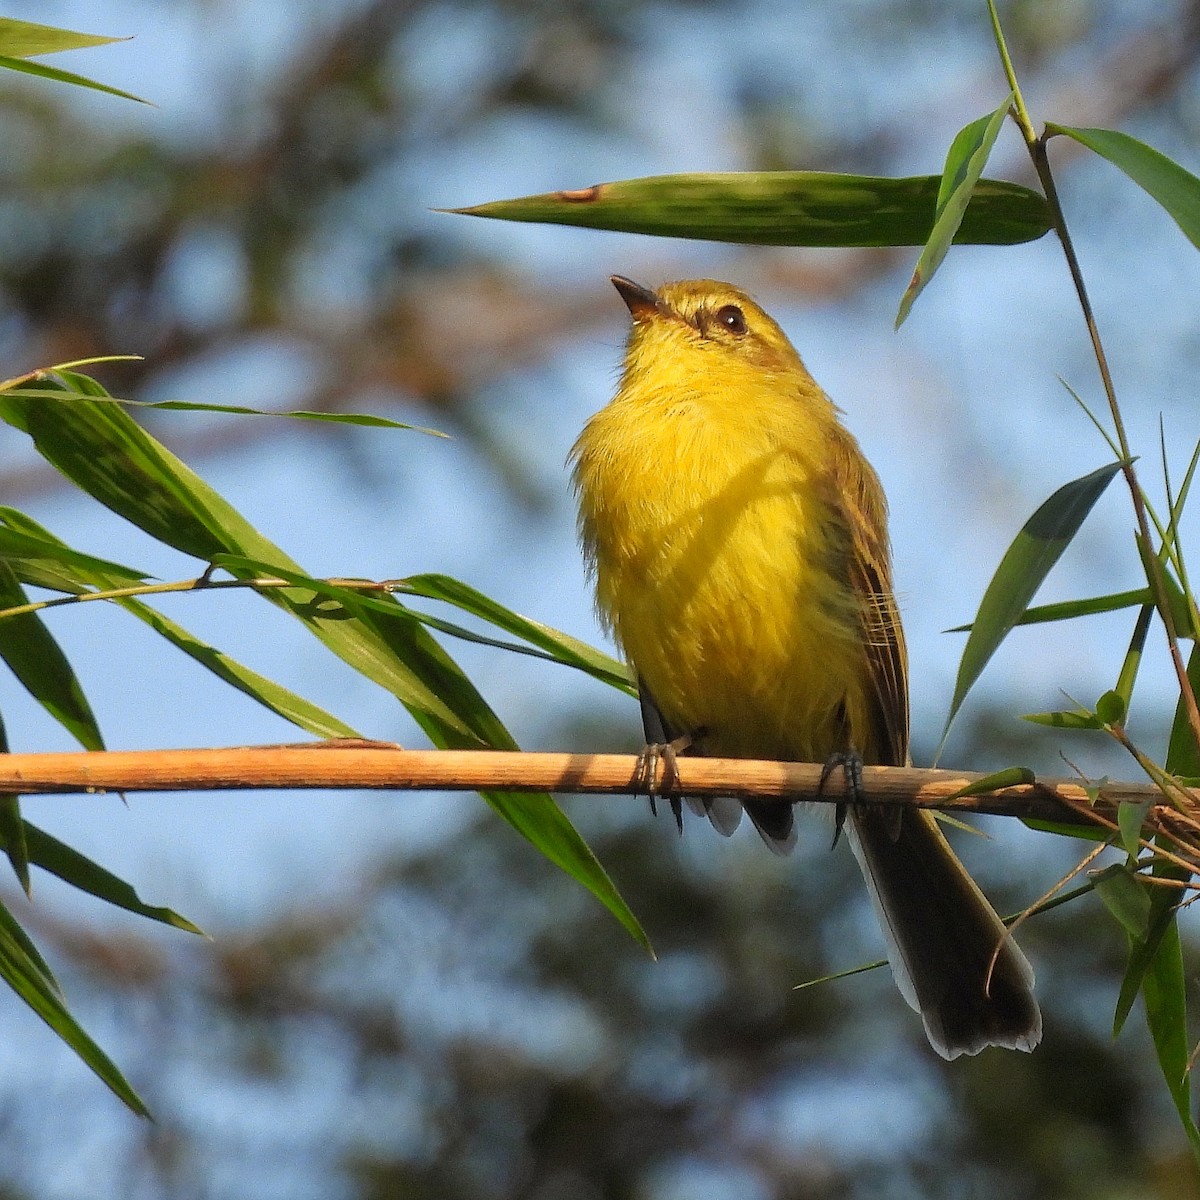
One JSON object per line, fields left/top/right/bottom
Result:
{"left": 611, "top": 275, "right": 665, "bottom": 320}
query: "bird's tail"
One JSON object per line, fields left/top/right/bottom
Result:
{"left": 846, "top": 806, "right": 1042, "bottom": 1060}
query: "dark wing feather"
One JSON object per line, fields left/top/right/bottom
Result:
{"left": 827, "top": 427, "right": 909, "bottom": 768}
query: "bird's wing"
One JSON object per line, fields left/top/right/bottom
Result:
{"left": 828, "top": 430, "right": 910, "bottom": 768}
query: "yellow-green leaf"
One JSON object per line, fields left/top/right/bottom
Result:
{"left": 447, "top": 171, "right": 1052, "bottom": 248}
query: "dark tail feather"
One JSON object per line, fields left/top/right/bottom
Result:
{"left": 847, "top": 806, "right": 1042, "bottom": 1059}
{"left": 742, "top": 798, "right": 797, "bottom": 855}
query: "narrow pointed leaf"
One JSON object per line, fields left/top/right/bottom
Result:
{"left": 117, "top": 597, "right": 361, "bottom": 740}
{"left": 0, "top": 897, "right": 148, "bottom": 1115}
{"left": 0, "top": 715, "right": 27, "bottom": 894}
{"left": 0, "top": 54, "right": 147, "bottom": 104}
{"left": 1048, "top": 125, "right": 1200, "bottom": 250}
{"left": 1166, "top": 642, "right": 1200, "bottom": 777}
{"left": 3, "top": 390, "right": 446, "bottom": 436}
{"left": 1116, "top": 800, "right": 1151, "bottom": 859}
{"left": 1093, "top": 864, "right": 1151, "bottom": 939}
{"left": 946, "top": 587, "right": 1151, "bottom": 633}
{"left": 1021, "top": 709, "right": 1103, "bottom": 729}
{"left": 0, "top": 515, "right": 147, "bottom": 585}
{"left": 946, "top": 766, "right": 1035, "bottom": 798}
{"left": 793, "top": 957, "right": 888, "bottom": 989}
{"left": 1113, "top": 605, "right": 1153, "bottom": 712}
{"left": 0, "top": 17, "right": 125, "bottom": 57}
{"left": 897, "top": 94, "right": 1014, "bottom": 327}
{"left": 0, "top": 381, "right": 649, "bottom": 952}
{"left": 1113, "top": 899, "right": 1171, "bottom": 1036}
{"left": 133, "top": 399, "right": 446, "bottom": 435}
{"left": 941, "top": 462, "right": 1122, "bottom": 744}
{"left": 447, "top": 171, "right": 1052, "bottom": 248}
{"left": 16, "top": 823, "right": 204, "bottom": 934}
{"left": 390, "top": 573, "right": 633, "bottom": 692}
{"left": 0, "top": 510, "right": 357, "bottom": 741}
{"left": 1141, "top": 909, "right": 1200, "bottom": 1158}
{"left": 0, "top": 561, "right": 104, "bottom": 751}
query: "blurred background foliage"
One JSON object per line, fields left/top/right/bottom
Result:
{"left": 2, "top": 0, "right": 1200, "bottom": 1197}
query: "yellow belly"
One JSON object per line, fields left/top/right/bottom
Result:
{"left": 574, "top": 390, "right": 871, "bottom": 763}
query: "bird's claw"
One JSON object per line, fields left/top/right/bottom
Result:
{"left": 635, "top": 733, "right": 694, "bottom": 833}
{"left": 819, "top": 748, "right": 864, "bottom": 850}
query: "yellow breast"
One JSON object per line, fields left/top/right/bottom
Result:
{"left": 572, "top": 373, "right": 871, "bottom": 762}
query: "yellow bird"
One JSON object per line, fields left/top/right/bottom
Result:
{"left": 571, "top": 275, "right": 1041, "bottom": 1059}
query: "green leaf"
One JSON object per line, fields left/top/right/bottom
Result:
{"left": 0, "top": 53, "right": 148, "bottom": 105}
{"left": 1021, "top": 709, "right": 1104, "bottom": 729}
{"left": 1022, "top": 815, "right": 1111, "bottom": 842}
{"left": 945, "top": 766, "right": 1036, "bottom": 798}
{"left": 1140, "top": 913, "right": 1200, "bottom": 1161}
{"left": 446, "top": 171, "right": 1053, "bottom": 248}
{"left": 941, "top": 462, "right": 1123, "bottom": 748}
{"left": 391, "top": 573, "right": 633, "bottom": 692}
{"left": 1116, "top": 799, "right": 1151, "bottom": 859}
{"left": 1113, "top": 605, "right": 1153, "bottom": 713}
{"left": 3, "top": 390, "right": 446, "bottom": 437}
{"left": 0, "top": 384, "right": 650, "bottom": 953}
{"left": 1094, "top": 689, "right": 1126, "bottom": 725}
{"left": 946, "top": 587, "right": 1151, "bottom": 633}
{"left": 1093, "top": 864, "right": 1151, "bottom": 939}
{"left": 118, "top": 597, "right": 361, "bottom": 740}
{"left": 0, "top": 896, "right": 148, "bottom": 1115}
{"left": 1113, "top": 901, "right": 1169, "bottom": 1037}
{"left": 1166, "top": 642, "right": 1200, "bottom": 777}
{"left": 0, "top": 560, "right": 104, "bottom": 751}
{"left": 1048, "top": 124, "right": 1200, "bottom": 250}
{"left": 793, "top": 956, "right": 888, "bottom": 989}
{"left": 133, "top": 399, "right": 446, "bottom": 436}
{"left": 0, "top": 510, "right": 360, "bottom": 740}
{"left": 15, "top": 823, "right": 204, "bottom": 934}
{"left": 0, "top": 515, "right": 148, "bottom": 586}
{"left": 0, "top": 714, "right": 27, "bottom": 895}
{"left": 0, "top": 17, "right": 125, "bottom": 57}
{"left": 896, "top": 94, "right": 1014, "bottom": 327}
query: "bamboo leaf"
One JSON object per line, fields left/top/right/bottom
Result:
{"left": 0, "top": 510, "right": 358, "bottom": 741}
{"left": 447, "top": 171, "right": 1052, "bottom": 248}
{"left": 0, "top": 17, "right": 125, "bottom": 57}
{"left": 1116, "top": 800, "right": 1151, "bottom": 859}
{"left": 897, "top": 94, "right": 1014, "bottom": 327}
{"left": 391, "top": 573, "right": 633, "bottom": 692}
{"left": 941, "top": 462, "right": 1122, "bottom": 747}
{"left": 16, "top": 823, "right": 204, "bottom": 935}
{"left": 1139, "top": 904, "right": 1200, "bottom": 1159}
{"left": 1021, "top": 709, "right": 1103, "bottom": 730}
{"left": 946, "top": 587, "right": 1151, "bottom": 633}
{"left": 0, "top": 714, "right": 27, "bottom": 895}
{"left": 1093, "top": 864, "right": 1151, "bottom": 939}
{"left": 1166, "top": 643, "right": 1200, "bottom": 777}
{"left": 0, "top": 381, "right": 650, "bottom": 953}
{"left": 0, "top": 513, "right": 147, "bottom": 585}
{"left": 1048, "top": 125, "right": 1200, "bottom": 250}
{"left": 0, "top": 53, "right": 147, "bottom": 105}
{"left": 946, "top": 766, "right": 1035, "bottom": 798}
{"left": 0, "top": 561, "right": 104, "bottom": 752}
{"left": 0, "top": 897, "right": 148, "bottom": 1116}
{"left": 3, "top": 390, "right": 446, "bottom": 437}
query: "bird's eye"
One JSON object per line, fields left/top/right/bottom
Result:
{"left": 714, "top": 304, "right": 747, "bottom": 335}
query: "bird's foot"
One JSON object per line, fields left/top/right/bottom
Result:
{"left": 635, "top": 733, "right": 695, "bottom": 833}
{"left": 818, "top": 749, "right": 864, "bottom": 850}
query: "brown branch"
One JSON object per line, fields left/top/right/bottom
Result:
{"left": 0, "top": 742, "right": 1182, "bottom": 826}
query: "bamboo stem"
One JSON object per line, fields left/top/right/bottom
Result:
{"left": 0, "top": 742, "right": 1176, "bottom": 825}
